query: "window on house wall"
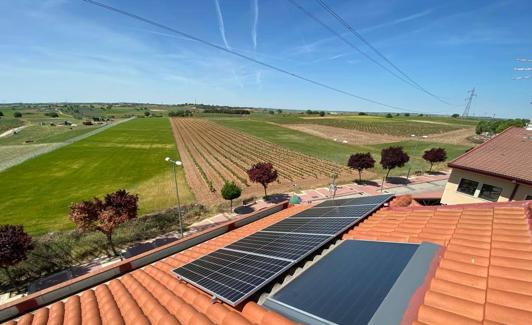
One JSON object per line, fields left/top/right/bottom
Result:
{"left": 457, "top": 178, "right": 479, "bottom": 196}
{"left": 479, "top": 184, "right": 503, "bottom": 202}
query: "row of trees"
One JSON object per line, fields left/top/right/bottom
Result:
{"left": 305, "top": 110, "right": 326, "bottom": 116}
{"left": 475, "top": 119, "right": 528, "bottom": 135}
{"left": 203, "top": 108, "right": 250, "bottom": 115}
{"left": 168, "top": 110, "right": 193, "bottom": 117}
{"left": 347, "top": 147, "right": 447, "bottom": 182}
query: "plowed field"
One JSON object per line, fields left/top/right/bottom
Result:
{"left": 170, "top": 118, "right": 352, "bottom": 203}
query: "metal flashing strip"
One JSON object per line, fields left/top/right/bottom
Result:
{"left": 368, "top": 242, "right": 442, "bottom": 325}
{"left": 264, "top": 297, "right": 336, "bottom": 325}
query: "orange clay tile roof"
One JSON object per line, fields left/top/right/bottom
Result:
{"left": 343, "top": 200, "right": 532, "bottom": 325}
{"left": 448, "top": 127, "right": 532, "bottom": 185}
{"left": 5, "top": 204, "right": 312, "bottom": 325}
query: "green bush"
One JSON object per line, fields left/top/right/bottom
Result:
{"left": 475, "top": 119, "right": 529, "bottom": 135}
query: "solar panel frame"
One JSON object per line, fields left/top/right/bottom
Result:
{"left": 262, "top": 217, "right": 364, "bottom": 235}
{"left": 289, "top": 204, "right": 378, "bottom": 219}
{"left": 173, "top": 249, "right": 291, "bottom": 305}
{"left": 224, "top": 231, "right": 331, "bottom": 261}
{"left": 313, "top": 194, "right": 393, "bottom": 208}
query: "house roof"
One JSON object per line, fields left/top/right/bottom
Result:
{"left": 448, "top": 127, "right": 532, "bottom": 185}
{"left": 343, "top": 199, "right": 532, "bottom": 324}
{"left": 4, "top": 197, "right": 532, "bottom": 325}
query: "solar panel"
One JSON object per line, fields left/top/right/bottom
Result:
{"left": 172, "top": 194, "right": 394, "bottom": 306}
{"left": 262, "top": 217, "right": 363, "bottom": 235}
{"left": 264, "top": 240, "right": 424, "bottom": 325}
{"left": 314, "top": 194, "right": 393, "bottom": 208}
{"left": 224, "top": 231, "right": 331, "bottom": 261}
{"left": 290, "top": 204, "right": 377, "bottom": 219}
{"left": 173, "top": 249, "right": 291, "bottom": 305}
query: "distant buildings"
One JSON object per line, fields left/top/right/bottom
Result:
{"left": 441, "top": 127, "right": 532, "bottom": 204}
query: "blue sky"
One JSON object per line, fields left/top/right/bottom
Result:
{"left": 1, "top": 0, "right": 531, "bottom": 118}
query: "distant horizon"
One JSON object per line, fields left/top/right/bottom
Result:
{"left": 2, "top": 101, "right": 529, "bottom": 119}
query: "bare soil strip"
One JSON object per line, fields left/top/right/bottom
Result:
{"left": 170, "top": 118, "right": 354, "bottom": 204}
{"left": 282, "top": 123, "right": 476, "bottom": 146}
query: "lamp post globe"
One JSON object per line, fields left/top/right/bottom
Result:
{"left": 165, "top": 157, "right": 184, "bottom": 237}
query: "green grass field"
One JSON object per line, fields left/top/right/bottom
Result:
{"left": 211, "top": 117, "right": 470, "bottom": 177}
{"left": 0, "top": 118, "right": 193, "bottom": 235}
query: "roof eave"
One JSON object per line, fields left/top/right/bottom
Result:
{"left": 448, "top": 164, "right": 532, "bottom": 186}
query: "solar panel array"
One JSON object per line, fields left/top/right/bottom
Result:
{"left": 173, "top": 194, "right": 393, "bottom": 306}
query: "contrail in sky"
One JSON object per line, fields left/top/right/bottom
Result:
{"left": 213, "top": 0, "right": 230, "bottom": 50}
{"left": 252, "top": 0, "right": 259, "bottom": 50}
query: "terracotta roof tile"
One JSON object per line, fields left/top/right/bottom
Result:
{"left": 7, "top": 205, "right": 310, "bottom": 325}
{"left": 448, "top": 127, "right": 532, "bottom": 184}
{"left": 7, "top": 200, "right": 532, "bottom": 324}
{"left": 343, "top": 200, "right": 532, "bottom": 324}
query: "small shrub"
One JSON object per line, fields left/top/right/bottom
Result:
{"left": 13, "top": 112, "right": 22, "bottom": 118}
{"left": 221, "top": 181, "right": 242, "bottom": 211}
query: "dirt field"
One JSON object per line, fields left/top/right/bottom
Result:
{"left": 282, "top": 124, "right": 476, "bottom": 146}
{"left": 170, "top": 118, "right": 354, "bottom": 204}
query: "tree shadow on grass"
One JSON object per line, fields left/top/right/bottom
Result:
{"left": 386, "top": 177, "right": 411, "bottom": 185}
{"left": 354, "top": 180, "right": 380, "bottom": 187}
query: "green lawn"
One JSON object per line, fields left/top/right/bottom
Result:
{"left": 211, "top": 117, "right": 470, "bottom": 177}
{"left": 0, "top": 118, "right": 193, "bottom": 235}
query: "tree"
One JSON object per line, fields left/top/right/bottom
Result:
{"left": 347, "top": 153, "right": 375, "bottom": 182}
{"left": 277, "top": 109, "right": 282, "bottom": 114}
{"left": 13, "top": 112, "right": 22, "bottom": 118}
{"left": 0, "top": 111, "right": 4, "bottom": 117}
{"left": 358, "top": 112, "right": 367, "bottom": 116}
{"left": 268, "top": 110, "right": 275, "bottom": 115}
{"left": 452, "top": 113, "right": 460, "bottom": 118}
{"left": 380, "top": 146, "right": 410, "bottom": 180}
{"left": 422, "top": 147, "right": 447, "bottom": 172}
{"left": 221, "top": 181, "right": 242, "bottom": 211}
{"left": 404, "top": 113, "right": 410, "bottom": 116}
{"left": 0, "top": 225, "right": 33, "bottom": 290}
{"left": 69, "top": 189, "right": 138, "bottom": 257}
{"left": 319, "top": 111, "right": 325, "bottom": 117}
{"left": 247, "top": 162, "right": 278, "bottom": 197}
{"left": 144, "top": 111, "right": 151, "bottom": 117}
{"left": 386, "top": 113, "right": 393, "bottom": 118}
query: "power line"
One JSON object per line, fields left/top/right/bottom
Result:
{"left": 314, "top": 0, "right": 454, "bottom": 106}
{"left": 81, "top": 0, "right": 420, "bottom": 113}
{"left": 287, "top": 0, "right": 419, "bottom": 92}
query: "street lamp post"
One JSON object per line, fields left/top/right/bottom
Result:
{"left": 165, "top": 157, "right": 184, "bottom": 238}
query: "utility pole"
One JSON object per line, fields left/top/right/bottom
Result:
{"left": 462, "top": 88, "right": 476, "bottom": 117}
